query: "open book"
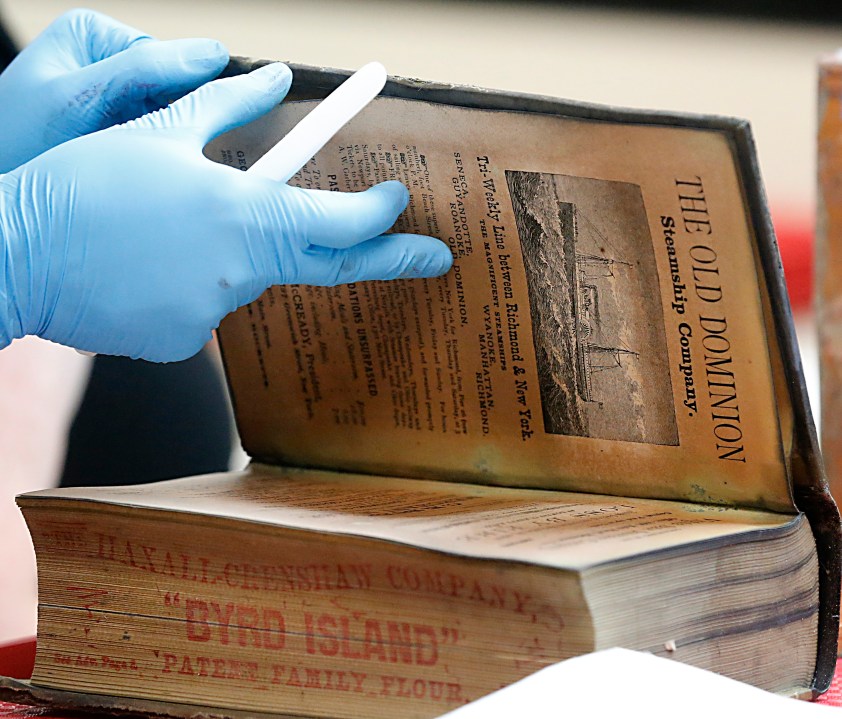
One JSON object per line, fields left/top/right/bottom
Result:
{"left": 5, "top": 60, "right": 839, "bottom": 719}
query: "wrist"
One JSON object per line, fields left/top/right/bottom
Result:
{"left": 0, "top": 172, "right": 28, "bottom": 347}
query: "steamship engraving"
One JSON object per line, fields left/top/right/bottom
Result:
{"left": 506, "top": 171, "right": 678, "bottom": 445}
{"left": 561, "top": 202, "right": 638, "bottom": 408}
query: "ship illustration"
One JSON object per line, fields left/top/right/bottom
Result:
{"left": 558, "top": 202, "right": 638, "bottom": 406}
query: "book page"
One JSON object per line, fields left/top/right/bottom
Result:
{"left": 24, "top": 468, "right": 802, "bottom": 571}
{"left": 208, "top": 97, "right": 791, "bottom": 511}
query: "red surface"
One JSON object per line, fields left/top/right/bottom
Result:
{"left": 774, "top": 212, "right": 814, "bottom": 312}
{"left": 1, "top": 638, "right": 841, "bottom": 712}
{"left": 0, "top": 641, "right": 34, "bottom": 681}
{"left": 818, "top": 662, "right": 842, "bottom": 707}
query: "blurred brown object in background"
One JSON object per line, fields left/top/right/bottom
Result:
{"left": 818, "top": 56, "right": 842, "bottom": 546}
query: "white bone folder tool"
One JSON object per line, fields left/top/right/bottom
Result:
{"left": 248, "top": 61, "right": 388, "bottom": 183}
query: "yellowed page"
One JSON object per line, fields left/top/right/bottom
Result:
{"left": 208, "top": 97, "right": 790, "bottom": 511}
{"left": 22, "top": 468, "right": 799, "bottom": 571}
{"left": 26, "top": 492, "right": 591, "bottom": 717}
{"left": 21, "top": 471, "right": 811, "bottom": 717}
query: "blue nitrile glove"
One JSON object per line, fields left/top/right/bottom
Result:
{"left": 0, "top": 8, "right": 228, "bottom": 172}
{"left": 0, "top": 63, "right": 453, "bottom": 362}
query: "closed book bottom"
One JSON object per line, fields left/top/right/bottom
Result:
{"left": 18, "top": 468, "right": 819, "bottom": 719}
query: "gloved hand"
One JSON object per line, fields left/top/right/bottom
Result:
{"left": 0, "top": 63, "right": 453, "bottom": 362}
{"left": 0, "top": 8, "right": 228, "bottom": 172}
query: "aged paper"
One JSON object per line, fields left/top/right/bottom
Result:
{"left": 23, "top": 469, "right": 814, "bottom": 715}
{"left": 208, "top": 97, "right": 791, "bottom": 511}
{"left": 27, "top": 468, "right": 800, "bottom": 570}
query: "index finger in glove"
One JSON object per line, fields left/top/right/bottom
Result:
{"left": 291, "top": 233, "right": 454, "bottom": 286}
{"left": 142, "top": 63, "right": 292, "bottom": 144}
{"left": 280, "top": 181, "right": 415, "bottom": 249}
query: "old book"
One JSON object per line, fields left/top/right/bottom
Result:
{"left": 7, "top": 59, "right": 841, "bottom": 718}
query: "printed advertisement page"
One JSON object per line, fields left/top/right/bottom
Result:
{"left": 208, "top": 97, "right": 791, "bottom": 511}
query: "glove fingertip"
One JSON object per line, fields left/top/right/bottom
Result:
{"left": 156, "top": 38, "right": 229, "bottom": 77}
{"left": 182, "top": 38, "right": 230, "bottom": 65}
{"left": 402, "top": 244, "right": 454, "bottom": 279}
{"left": 369, "top": 180, "right": 410, "bottom": 211}
{"left": 248, "top": 62, "right": 293, "bottom": 94}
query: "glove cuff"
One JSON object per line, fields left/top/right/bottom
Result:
{"left": 0, "top": 173, "right": 27, "bottom": 347}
